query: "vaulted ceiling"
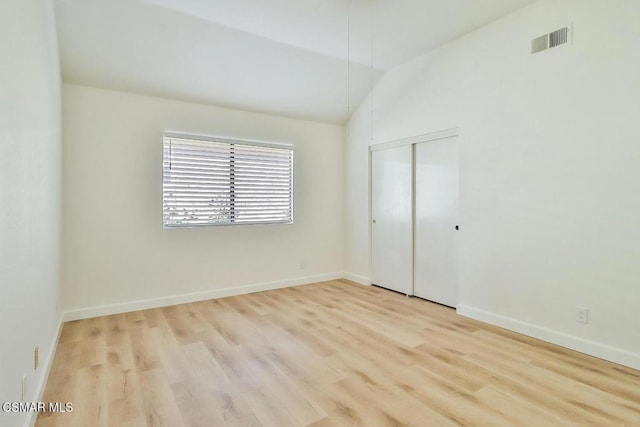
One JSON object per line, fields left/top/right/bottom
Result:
{"left": 54, "top": 0, "right": 536, "bottom": 123}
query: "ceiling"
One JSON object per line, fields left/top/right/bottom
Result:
{"left": 54, "top": 0, "right": 536, "bottom": 123}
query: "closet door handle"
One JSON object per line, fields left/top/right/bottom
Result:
{"left": 372, "top": 219, "right": 376, "bottom": 224}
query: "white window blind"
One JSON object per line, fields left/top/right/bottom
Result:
{"left": 163, "top": 133, "right": 293, "bottom": 228}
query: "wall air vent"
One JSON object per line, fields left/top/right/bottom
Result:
{"left": 531, "top": 27, "right": 569, "bottom": 54}
{"left": 531, "top": 34, "right": 549, "bottom": 54}
{"left": 549, "top": 27, "right": 569, "bottom": 48}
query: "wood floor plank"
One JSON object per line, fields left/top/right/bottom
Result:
{"left": 128, "top": 318, "right": 162, "bottom": 372}
{"left": 461, "top": 351, "right": 622, "bottom": 424}
{"left": 105, "top": 363, "right": 145, "bottom": 426}
{"left": 37, "top": 281, "right": 640, "bottom": 426}
{"left": 71, "top": 365, "right": 108, "bottom": 427}
{"left": 474, "top": 385, "right": 574, "bottom": 427}
{"left": 139, "top": 369, "right": 185, "bottom": 427}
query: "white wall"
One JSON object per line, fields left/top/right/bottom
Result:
{"left": 0, "top": 0, "right": 62, "bottom": 425}
{"left": 346, "top": 0, "right": 640, "bottom": 369}
{"left": 62, "top": 84, "right": 344, "bottom": 317}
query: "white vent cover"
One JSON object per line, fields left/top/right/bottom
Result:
{"left": 531, "top": 34, "right": 549, "bottom": 54}
{"left": 532, "top": 27, "right": 569, "bottom": 54}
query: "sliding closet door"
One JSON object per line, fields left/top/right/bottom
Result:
{"left": 414, "top": 137, "right": 458, "bottom": 307}
{"left": 371, "top": 145, "right": 413, "bottom": 294}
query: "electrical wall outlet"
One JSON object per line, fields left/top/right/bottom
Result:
{"left": 576, "top": 307, "right": 589, "bottom": 324}
{"left": 34, "top": 346, "right": 39, "bottom": 370}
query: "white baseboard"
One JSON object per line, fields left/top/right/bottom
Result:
{"left": 457, "top": 304, "right": 640, "bottom": 371}
{"left": 343, "top": 272, "right": 371, "bottom": 286}
{"left": 62, "top": 272, "right": 344, "bottom": 322}
{"left": 25, "top": 315, "right": 63, "bottom": 427}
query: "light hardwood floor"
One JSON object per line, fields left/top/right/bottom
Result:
{"left": 37, "top": 280, "right": 640, "bottom": 426}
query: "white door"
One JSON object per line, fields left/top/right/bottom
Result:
{"left": 371, "top": 145, "right": 413, "bottom": 294}
{"left": 414, "top": 137, "right": 459, "bottom": 307}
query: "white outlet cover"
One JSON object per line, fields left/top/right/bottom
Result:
{"left": 576, "top": 307, "right": 589, "bottom": 324}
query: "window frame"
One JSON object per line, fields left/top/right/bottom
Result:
{"left": 162, "top": 131, "right": 294, "bottom": 229}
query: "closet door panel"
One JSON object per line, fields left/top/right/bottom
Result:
{"left": 414, "top": 137, "right": 458, "bottom": 307}
{"left": 371, "top": 145, "right": 413, "bottom": 294}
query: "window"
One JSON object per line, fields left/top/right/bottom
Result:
{"left": 163, "top": 132, "right": 293, "bottom": 228}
